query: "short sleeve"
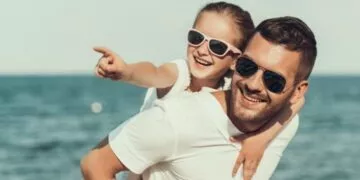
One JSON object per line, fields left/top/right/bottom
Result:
{"left": 139, "top": 59, "right": 190, "bottom": 112}
{"left": 163, "top": 59, "right": 190, "bottom": 98}
{"left": 108, "top": 104, "right": 177, "bottom": 174}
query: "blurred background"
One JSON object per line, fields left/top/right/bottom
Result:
{"left": 1, "top": 0, "right": 359, "bottom": 179}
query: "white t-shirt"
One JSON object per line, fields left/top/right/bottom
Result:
{"left": 128, "top": 58, "right": 231, "bottom": 180}
{"left": 139, "top": 58, "right": 231, "bottom": 111}
{"left": 109, "top": 92, "right": 299, "bottom": 180}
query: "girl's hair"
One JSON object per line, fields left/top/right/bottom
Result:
{"left": 193, "top": 2, "right": 255, "bottom": 84}
{"left": 193, "top": 1, "right": 255, "bottom": 51}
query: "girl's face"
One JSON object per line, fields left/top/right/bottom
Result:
{"left": 187, "top": 11, "right": 243, "bottom": 82}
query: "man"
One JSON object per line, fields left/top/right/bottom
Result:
{"left": 81, "top": 16, "right": 317, "bottom": 180}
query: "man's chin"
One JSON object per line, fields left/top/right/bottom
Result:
{"left": 235, "top": 109, "right": 263, "bottom": 122}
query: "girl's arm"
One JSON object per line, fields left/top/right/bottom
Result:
{"left": 94, "top": 47, "right": 178, "bottom": 88}
{"left": 231, "top": 97, "right": 305, "bottom": 180}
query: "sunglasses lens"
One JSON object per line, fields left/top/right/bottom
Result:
{"left": 209, "top": 39, "right": 228, "bottom": 56}
{"left": 188, "top": 30, "right": 204, "bottom": 45}
{"left": 263, "top": 71, "right": 286, "bottom": 93}
{"left": 237, "top": 57, "right": 287, "bottom": 93}
{"left": 236, "top": 58, "right": 258, "bottom": 76}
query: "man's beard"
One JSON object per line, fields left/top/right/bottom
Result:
{"left": 230, "top": 90, "right": 293, "bottom": 132}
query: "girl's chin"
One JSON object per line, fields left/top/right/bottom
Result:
{"left": 190, "top": 68, "right": 212, "bottom": 79}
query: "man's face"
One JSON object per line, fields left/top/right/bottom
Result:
{"left": 230, "top": 33, "right": 301, "bottom": 124}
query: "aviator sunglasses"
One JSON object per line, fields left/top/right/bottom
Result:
{"left": 235, "top": 57, "right": 287, "bottom": 93}
{"left": 187, "top": 29, "right": 242, "bottom": 57}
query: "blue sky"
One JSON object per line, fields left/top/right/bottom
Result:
{"left": 0, "top": 0, "right": 359, "bottom": 75}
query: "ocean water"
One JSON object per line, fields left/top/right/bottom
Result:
{"left": 0, "top": 75, "right": 359, "bottom": 180}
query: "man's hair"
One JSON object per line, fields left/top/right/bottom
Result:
{"left": 251, "top": 16, "right": 317, "bottom": 80}
{"left": 193, "top": 1, "right": 255, "bottom": 51}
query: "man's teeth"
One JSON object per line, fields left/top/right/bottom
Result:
{"left": 244, "top": 94, "right": 263, "bottom": 103}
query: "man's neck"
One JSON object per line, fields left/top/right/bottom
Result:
{"left": 212, "top": 90, "right": 268, "bottom": 133}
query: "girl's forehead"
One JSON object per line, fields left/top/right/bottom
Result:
{"left": 194, "top": 12, "right": 241, "bottom": 44}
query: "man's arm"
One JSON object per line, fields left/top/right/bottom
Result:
{"left": 81, "top": 138, "right": 127, "bottom": 180}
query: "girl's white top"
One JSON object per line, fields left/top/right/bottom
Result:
{"left": 139, "top": 58, "right": 231, "bottom": 111}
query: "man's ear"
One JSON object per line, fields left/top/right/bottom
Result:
{"left": 290, "top": 80, "right": 308, "bottom": 104}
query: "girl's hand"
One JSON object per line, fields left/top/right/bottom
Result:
{"left": 94, "top": 47, "right": 130, "bottom": 81}
{"left": 230, "top": 134, "right": 267, "bottom": 180}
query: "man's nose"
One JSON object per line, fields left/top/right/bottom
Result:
{"left": 245, "top": 71, "right": 265, "bottom": 93}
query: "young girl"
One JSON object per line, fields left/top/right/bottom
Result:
{"left": 94, "top": 2, "right": 302, "bottom": 179}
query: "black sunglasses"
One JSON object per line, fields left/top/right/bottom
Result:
{"left": 187, "top": 29, "right": 241, "bottom": 57}
{"left": 235, "top": 57, "right": 287, "bottom": 93}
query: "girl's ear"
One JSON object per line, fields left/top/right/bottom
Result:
{"left": 230, "top": 61, "right": 236, "bottom": 70}
{"left": 230, "top": 56, "right": 239, "bottom": 71}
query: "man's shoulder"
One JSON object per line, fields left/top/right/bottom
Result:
{"left": 276, "top": 114, "right": 299, "bottom": 139}
{"left": 156, "top": 91, "right": 216, "bottom": 110}
{"left": 267, "top": 114, "right": 299, "bottom": 152}
{"left": 108, "top": 105, "right": 177, "bottom": 174}
{"left": 152, "top": 92, "right": 226, "bottom": 133}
